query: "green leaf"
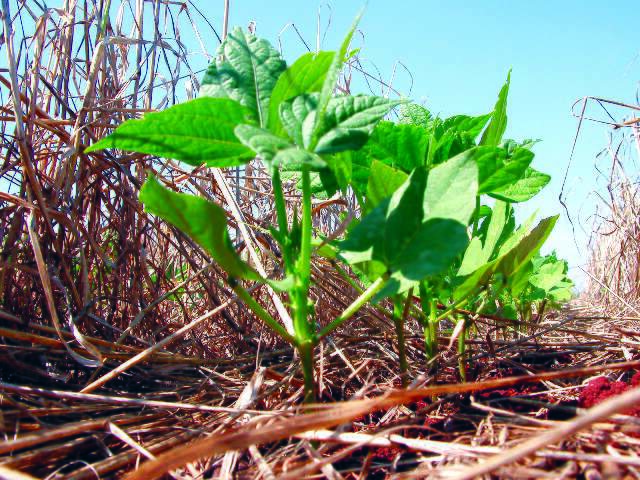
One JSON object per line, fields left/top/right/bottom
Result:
{"left": 268, "top": 51, "right": 333, "bottom": 136}
{"left": 489, "top": 167, "right": 551, "bottom": 202}
{"left": 340, "top": 153, "right": 478, "bottom": 297}
{"left": 529, "top": 261, "right": 566, "bottom": 292}
{"left": 399, "top": 103, "right": 432, "bottom": 129}
{"left": 200, "top": 27, "right": 286, "bottom": 127}
{"left": 365, "top": 160, "right": 408, "bottom": 212}
{"left": 279, "top": 93, "right": 318, "bottom": 148}
{"left": 315, "top": 95, "right": 403, "bottom": 154}
{"left": 458, "top": 200, "right": 509, "bottom": 276}
{"left": 234, "top": 124, "right": 290, "bottom": 162}
{"left": 441, "top": 113, "right": 491, "bottom": 139}
{"left": 453, "top": 215, "right": 558, "bottom": 301}
{"left": 85, "top": 98, "right": 256, "bottom": 167}
{"left": 361, "top": 121, "right": 427, "bottom": 172}
{"left": 497, "top": 215, "right": 558, "bottom": 277}
{"left": 234, "top": 124, "right": 325, "bottom": 169}
{"left": 475, "top": 146, "right": 533, "bottom": 194}
{"left": 508, "top": 260, "right": 533, "bottom": 297}
{"left": 425, "top": 148, "right": 479, "bottom": 225}
{"left": 140, "top": 177, "right": 259, "bottom": 281}
{"left": 310, "top": 12, "right": 362, "bottom": 150}
{"left": 481, "top": 70, "right": 511, "bottom": 146}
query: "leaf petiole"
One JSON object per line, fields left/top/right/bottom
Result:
{"left": 317, "top": 275, "right": 387, "bottom": 340}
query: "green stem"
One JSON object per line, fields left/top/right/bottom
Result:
{"left": 317, "top": 275, "right": 387, "bottom": 340}
{"left": 232, "top": 283, "right": 295, "bottom": 344}
{"left": 457, "top": 316, "right": 467, "bottom": 382}
{"left": 287, "top": 166, "right": 315, "bottom": 401}
{"left": 425, "top": 297, "right": 438, "bottom": 361}
{"left": 298, "top": 340, "right": 316, "bottom": 403}
{"left": 298, "top": 165, "right": 312, "bottom": 289}
{"left": 271, "top": 167, "right": 292, "bottom": 273}
{"left": 393, "top": 292, "right": 412, "bottom": 387}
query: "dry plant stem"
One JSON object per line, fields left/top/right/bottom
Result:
{"left": 123, "top": 359, "right": 640, "bottom": 480}
{"left": 0, "top": 465, "right": 40, "bottom": 480}
{"left": 232, "top": 282, "right": 294, "bottom": 344}
{"left": 211, "top": 167, "right": 294, "bottom": 333}
{"left": 445, "top": 385, "right": 640, "bottom": 480}
{"left": 1, "top": 381, "right": 276, "bottom": 415}
{"left": 80, "top": 286, "right": 262, "bottom": 393}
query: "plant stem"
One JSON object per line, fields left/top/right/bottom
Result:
{"left": 317, "top": 275, "right": 387, "bottom": 340}
{"left": 425, "top": 297, "right": 438, "bottom": 360}
{"left": 231, "top": 282, "right": 295, "bottom": 344}
{"left": 298, "top": 340, "right": 316, "bottom": 402}
{"left": 292, "top": 165, "right": 315, "bottom": 401}
{"left": 271, "top": 167, "right": 292, "bottom": 273}
{"left": 393, "top": 292, "right": 412, "bottom": 387}
{"left": 457, "top": 315, "right": 467, "bottom": 382}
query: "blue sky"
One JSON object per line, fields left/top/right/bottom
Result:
{"left": 216, "top": 0, "right": 639, "bottom": 287}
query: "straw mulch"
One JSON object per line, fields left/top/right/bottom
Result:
{"left": 2, "top": 2, "right": 640, "bottom": 479}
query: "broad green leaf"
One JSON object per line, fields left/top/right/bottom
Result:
{"left": 365, "top": 160, "right": 408, "bottom": 212}
{"left": 269, "top": 51, "right": 333, "bottom": 136}
{"left": 361, "top": 121, "right": 427, "bottom": 172}
{"left": 497, "top": 215, "right": 558, "bottom": 277}
{"left": 454, "top": 215, "right": 558, "bottom": 301}
{"left": 340, "top": 153, "right": 478, "bottom": 297}
{"left": 274, "top": 148, "right": 326, "bottom": 170}
{"left": 310, "top": 12, "right": 362, "bottom": 149}
{"left": 234, "top": 124, "right": 325, "bottom": 169}
{"left": 529, "top": 261, "right": 567, "bottom": 292}
{"left": 484, "top": 201, "right": 510, "bottom": 258}
{"left": 85, "top": 98, "right": 255, "bottom": 167}
{"left": 481, "top": 70, "right": 511, "bottom": 146}
{"left": 441, "top": 113, "right": 492, "bottom": 139}
{"left": 140, "top": 177, "right": 259, "bottom": 281}
{"left": 489, "top": 167, "right": 551, "bottom": 202}
{"left": 458, "top": 237, "right": 485, "bottom": 277}
{"left": 322, "top": 151, "right": 352, "bottom": 192}
{"left": 279, "top": 93, "right": 318, "bottom": 148}
{"left": 398, "top": 103, "right": 432, "bottom": 129}
{"left": 508, "top": 260, "right": 533, "bottom": 297}
{"left": 475, "top": 146, "right": 533, "bottom": 194}
{"left": 378, "top": 218, "right": 468, "bottom": 299}
{"left": 458, "top": 201, "right": 509, "bottom": 276}
{"left": 315, "top": 95, "right": 403, "bottom": 154}
{"left": 200, "top": 27, "right": 286, "bottom": 127}
{"left": 425, "top": 148, "right": 479, "bottom": 224}
{"left": 234, "top": 124, "right": 290, "bottom": 162}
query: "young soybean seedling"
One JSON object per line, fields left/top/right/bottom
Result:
{"left": 87, "top": 17, "right": 405, "bottom": 402}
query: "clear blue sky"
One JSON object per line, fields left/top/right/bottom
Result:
{"left": 214, "top": 0, "right": 639, "bottom": 287}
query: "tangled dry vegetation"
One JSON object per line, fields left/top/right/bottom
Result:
{"left": 1, "top": 2, "right": 640, "bottom": 479}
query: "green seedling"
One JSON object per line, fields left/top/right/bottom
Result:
{"left": 87, "top": 14, "right": 572, "bottom": 399}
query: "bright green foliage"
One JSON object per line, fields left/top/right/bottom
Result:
{"left": 480, "top": 70, "right": 510, "bottom": 146}
{"left": 527, "top": 253, "right": 575, "bottom": 303}
{"left": 399, "top": 103, "right": 432, "bottom": 128}
{"left": 139, "top": 177, "right": 259, "bottom": 281}
{"left": 360, "top": 121, "right": 428, "bottom": 173}
{"left": 490, "top": 167, "right": 551, "bottom": 202}
{"left": 88, "top": 15, "right": 571, "bottom": 400}
{"left": 269, "top": 51, "right": 334, "bottom": 136}
{"left": 85, "top": 98, "right": 255, "bottom": 167}
{"left": 310, "top": 13, "right": 361, "bottom": 150}
{"left": 365, "top": 160, "right": 408, "bottom": 212}
{"left": 340, "top": 152, "right": 478, "bottom": 298}
{"left": 315, "top": 95, "right": 403, "bottom": 154}
{"left": 200, "top": 27, "right": 286, "bottom": 127}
